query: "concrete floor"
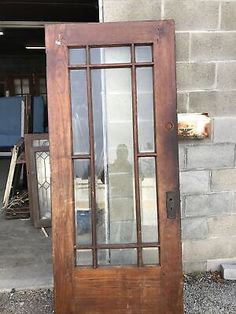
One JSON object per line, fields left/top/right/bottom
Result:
{"left": 0, "top": 158, "right": 53, "bottom": 291}
{"left": 0, "top": 214, "right": 53, "bottom": 291}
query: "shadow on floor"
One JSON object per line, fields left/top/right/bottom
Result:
{"left": 0, "top": 213, "right": 53, "bottom": 291}
{"left": 0, "top": 157, "right": 53, "bottom": 291}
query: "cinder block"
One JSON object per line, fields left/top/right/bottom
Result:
{"left": 221, "top": 1, "right": 236, "bottom": 31}
{"left": 180, "top": 170, "right": 210, "bottom": 194}
{"left": 176, "top": 63, "right": 215, "bottom": 91}
{"left": 103, "top": 0, "right": 161, "bottom": 22}
{"left": 189, "top": 91, "right": 236, "bottom": 116}
{"left": 208, "top": 215, "right": 236, "bottom": 237}
{"left": 177, "top": 92, "right": 188, "bottom": 113}
{"left": 183, "top": 237, "right": 236, "bottom": 261}
{"left": 186, "top": 144, "right": 235, "bottom": 169}
{"left": 178, "top": 145, "right": 186, "bottom": 170}
{"left": 213, "top": 117, "right": 236, "bottom": 143}
{"left": 217, "top": 62, "right": 236, "bottom": 90}
{"left": 191, "top": 32, "right": 236, "bottom": 62}
{"left": 176, "top": 33, "right": 189, "bottom": 62}
{"left": 164, "top": 0, "right": 219, "bottom": 31}
{"left": 181, "top": 217, "right": 208, "bottom": 240}
{"left": 221, "top": 263, "right": 236, "bottom": 280}
{"left": 233, "top": 193, "right": 236, "bottom": 213}
{"left": 207, "top": 258, "right": 236, "bottom": 272}
{"left": 183, "top": 261, "right": 207, "bottom": 273}
{"left": 211, "top": 169, "right": 236, "bottom": 191}
{"left": 185, "top": 192, "right": 233, "bottom": 217}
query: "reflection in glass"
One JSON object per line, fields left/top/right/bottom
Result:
{"left": 136, "top": 67, "right": 155, "bottom": 152}
{"left": 14, "top": 79, "right": 21, "bottom": 95}
{"left": 135, "top": 45, "right": 152, "bottom": 62}
{"left": 90, "top": 46, "right": 131, "bottom": 64}
{"left": 142, "top": 248, "right": 159, "bottom": 265}
{"left": 98, "top": 249, "right": 137, "bottom": 266}
{"left": 14, "top": 78, "right": 30, "bottom": 95}
{"left": 22, "top": 79, "right": 30, "bottom": 94}
{"left": 76, "top": 249, "right": 93, "bottom": 266}
{"left": 74, "top": 160, "right": 92, "bottom": 245}
{"left": 33, "top": 139, "right": 49, "bottom": 147}
{"left": 69, "top": 48, "right": 86, "bottom": 65}
{"left": 139, "top": 157, "right": 158, "bottom": 243}
{"left": 91, "top": 68, "right": 137, "bottom": 245}
{"left": 70, "top": 70, "right": 90, "bottom": 154}
{"left": 36, "top": 151, "right": 51, "bottom": 220}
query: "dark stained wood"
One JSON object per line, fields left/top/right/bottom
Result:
{"left": 72, "top": 267, "right": 162, "bottom": 314}
{"left": 68, "top": 62, "right": 154, "bottom": 69}
{"left": 25, "top": 133, "right": 50, "bottom": 228}
{"left": 46, "top": 24, "right": 75, "bottom": 313}
{"left": 154, "top": 20, "right": 183, "bottom": 313}
{"left": 46, "top": 20, "right": 183, "bottom": 314}
{"left": 75, "top": 242, "right": 160, "bottom": 250}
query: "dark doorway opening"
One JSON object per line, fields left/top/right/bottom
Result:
{"left": 0, "top": 0, "right": 99, "bottom": 292}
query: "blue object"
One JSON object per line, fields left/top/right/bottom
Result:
{"left": 32, "top": 96, "right": 45, "bottom": 133}
{"left": 0, "top": 96, "right": 23, "bottom": 148}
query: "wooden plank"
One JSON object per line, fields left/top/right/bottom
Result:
{"left": 154, "top": 20, "right": 183, "bottom": 313}
{"left": 2, "top": 138, "right": 24, "bottom": 208}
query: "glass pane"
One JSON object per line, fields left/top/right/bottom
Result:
{"left": 33, "top": 139, "right": 49, "bottom": 147}
{"left": 142, "top": 248, "right": 159, "bottom": 265}
{"left": 91, "top": 68, "right": 137, "bottom": 245}
{"left": 135, "top": 45, "right": 152, "bottom": 62}
{"left": 74, "top": 160, "right": 92, "bottom": 245}
{"left": 14, "top": 79, "right": 21, "bottom": 95}
{"left": 70, "top": 70, "right": 90, "bottom": 154}
{"left": 39, "top": 78, "right": 46, "bottom": 94}
{"left": 76, "top": 249, "right": 92, "bottom": 266}
{"left": 69, "top": 48, "right": 86, "bottom": 65}
{"left": 35, "top": 151, "right": 51, "bottom": 220}
{"left": 139, "top": 157, "right": 158, "bottom": 243}
{"left": 98, "top": 249, "right": 137, "bottom": 266}
{"left": 90, "top": 47, "right": 131, "bottom": 64}
{"left": 136, "top": 67, "right": 155, "bottom": 152}
{"left": 22, "top": 78, "right": 30, "bottom": 94}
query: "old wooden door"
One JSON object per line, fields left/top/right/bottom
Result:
{"left": 46, "top": 20, "right": 183, "bottom": 314}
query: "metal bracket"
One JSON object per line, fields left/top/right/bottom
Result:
{"left": 166, "top": 191, "right": 179, "bottom": 219}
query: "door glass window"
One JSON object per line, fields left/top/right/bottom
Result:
{"left": 14, "top": 78, "right": 30, "bottom": 96}
{"left": 90, "top": 46, "right": 131, "bottom": 64}
{"left": 69, "top": 45, "right": 159, "bottom": 268}
{"left": 136, "top": 67, "right": 155, "bottom": 152}
{"left": 135, "top": 45, "right": 152, "bottom": 62}
{"left": 70, "top": 70, "right": 90, "bottom": 154}
{"left": 139, "top": 157, "right": 158, "bottom": 243}
{"left": 36, "top": 151, "right": 51, "bottom": 220}
{"left": 92, "top": 68, "right": 137, "bottom": 245}
{"left": 74, "top": 160, "right": 92, "bottom": 246}
{"left": 69, "top": 48, "right": 86, "bottom": 65}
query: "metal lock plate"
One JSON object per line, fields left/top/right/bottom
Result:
{"left": 166, "top": 191, "right": 179, "bottom": 219}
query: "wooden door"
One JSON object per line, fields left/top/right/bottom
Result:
{"left": 46, "top": 20, "right": 183, "bottom": 314}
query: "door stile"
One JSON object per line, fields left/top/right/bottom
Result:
{"left": 153, "top": 20, "right": 183, "bottom": 313}
{"left": 46, "top": 28, "right": 75, "bottom": 314}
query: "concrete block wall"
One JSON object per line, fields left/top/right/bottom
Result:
{"left": 100, "top": 0, "right": 236, "bottom": 272}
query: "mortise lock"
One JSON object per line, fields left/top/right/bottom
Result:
{"left": 166, "top": 191, "right": 179, "bottom": 219}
